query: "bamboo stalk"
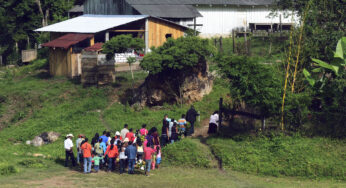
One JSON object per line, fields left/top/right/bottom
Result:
{"left": 291, "top": 1, "right": 311, "bottom": 93}
{"left": 280, "top": 12, "right": 295, "bottom": 131}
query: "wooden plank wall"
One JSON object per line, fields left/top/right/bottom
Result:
{"left": 148, "top": 18, "right": 185, "bottom": 48}
{"left": 49, "top": 48, "right": 81, "bottom": 78}
{"left": 84, "top": 0, "right": 135, "bottom": 15}
{"left": 49, "top": 48, "right": 69, "bottom": 77}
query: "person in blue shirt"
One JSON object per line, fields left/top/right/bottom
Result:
{"left": 100, "top": 131, "right": 108, "bottom": 146}
{"left": 125, "top": 141, "right": 137, "bottom": 174}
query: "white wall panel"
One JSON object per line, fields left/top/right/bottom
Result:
{"left": 190, "top": 5, "right": 298, "bottom": 37}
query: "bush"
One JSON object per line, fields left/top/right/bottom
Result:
{"left": 217, "top": 55, "right": 282, "bottom": 118}
{"left": 163, "top": 139, "right": 213, "bottom": 168}
{"left": 140, "top": 36, "right": 215, "bottom": 75}
{"left": 207, "top": 136, "right": 345, "bottom": 180}
{"left": 18, "top": 159, "right": 47, "bottom": 168}
{"left": 0, "top": 164, "right": 19, "bottom": 176}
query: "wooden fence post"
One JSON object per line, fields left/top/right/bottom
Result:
{"left": 219, "top": 36, "right": 223, "bottom": 53}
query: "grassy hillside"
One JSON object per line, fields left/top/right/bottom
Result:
{"left": 0, "top": 60, "right": 345, "bottom": 187}
{"left": 0, "top": 60, "right": 228, "bottom": 173}
{"left": 207, "top": 135, "right": 346, "bottom": 180}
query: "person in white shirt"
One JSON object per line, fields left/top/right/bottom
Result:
{"left": 120, "top": 124, "right": 129, "bottom": 142}
{"left": 64, "top": 134, "right": 76, "bottom": 167}
{"left": 208, "top": 111, "right": 219, "bottom": 134}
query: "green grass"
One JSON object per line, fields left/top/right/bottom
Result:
{"left": 162, "top": 139, "right": 214, "bottom": 168}
{"left": 0, "top": 59, "right": 345, "bottom": 187}
{"left": 0, "top": 164, "right": 345, "bottom": 188}
{"left": 207, "top": 135, "right": 346, "bottom": 180}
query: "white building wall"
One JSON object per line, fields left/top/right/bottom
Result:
{"left": 183, "top": 5, "right": 298, "bottom": 38}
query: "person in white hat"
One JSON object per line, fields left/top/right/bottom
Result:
{"left": 64, "top": 134, "right": 76, "bottom": 167}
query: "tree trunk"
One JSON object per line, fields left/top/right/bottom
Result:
{"left": 35, "top": 0, "right": 46, "bottom": 27}
{"left": 261, "top": 117, "right": 266, "bottom": 131}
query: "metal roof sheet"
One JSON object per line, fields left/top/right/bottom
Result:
{"left": 35, "top": 15, "right": 149, "bottom": 33}
{"left": 84, "top": 43, "right": 104, "bottom": 52}
{"left": 68, "top": 5, "right": 84, "bottom": 13}
{"left": 132, "top": 4, "right": 202, "bottom": 18}
{"left": 126, "top": 0, "right": 275, "bottom": 6}
{"left": 41, "top": 34, "right": 94, "bottom": 49}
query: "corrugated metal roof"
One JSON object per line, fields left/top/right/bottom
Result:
{"left": 84, "top": 43, "right": 104, "bottom": 52}
{"left": 68, "top": 5, "right": 84, "bottom": 13}
{"left": 42, "top": 34, "right": 94, "bottom": 49}
{"left": 132, "top": 4, "right": 202, "bottom": 18}
{"left": 126, "top": 0, "right": 275, "bottom": 6}
{"left": 35, "top": 15, "right": 149, "bottom": 33}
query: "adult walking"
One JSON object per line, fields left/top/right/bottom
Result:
{"left": 80, "top": 138, "right": 92, "bottom": 174}
{"left": 64, "top": 134, "right": 76, "bottom": 167}
{"left": 125, "top": 141, "right": 137, "bottom": 174}
{"left": 161, "top": 116, "right": 169, "bottom": 147}
{"left": 121, "top": 124, "right": 129, "bottom": 142}
{"left": 104, "top": 138, "right": 118, "bottom": 172}
{"left": 186, "top": 105, "right": 199, "bottom": 136}
{"left": 208, "top": 111, "right": 219, "bottom": 134}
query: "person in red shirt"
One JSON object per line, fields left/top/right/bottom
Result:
{"left": 104, "top": 138, "right": 118, "bottom": 172}
{"left": 144, "top": 143, "right": 156, "bottom": 176}
{"left": 126, "top": 128, "right": 135, "bottom": 143}
{"left": 80, "top": 138, "right": 92, "bottom": 173}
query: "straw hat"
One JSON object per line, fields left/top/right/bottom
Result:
{"left": 115, "top": 131, "right": 120, "bottom": 136}
{"left": 66, "top": 134, "right": 74, "bottom": 138}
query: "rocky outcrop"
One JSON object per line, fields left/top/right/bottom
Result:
{"left": 40, "top": 132, "right": 60, "bottom": 143}
{"left": 26, "top": 132, "right": 60, "bottom": 147}
{"left": 134, "top": 60, "right": 213, "bottom": 106}
{"left": 32, "top": 136, "right": 44, "bottom": 147}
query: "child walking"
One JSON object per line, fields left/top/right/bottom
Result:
{"left": 92, "top": 155, "right": 103, "bottom": 173}
{"left": 143, "top": 143, "right": 155, "bottom": 176}
{"left": 119, "top": 144, "right": 127, "bottom": 174}
{"left": 156, "top": 146, "right": 161, "bottom": 169}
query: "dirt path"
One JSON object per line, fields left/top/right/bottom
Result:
{"left": 192, "top": 118, "right": 224, "bottom": 172}
{"left": 98, "top": 92, "right": 119, "bottom": 132}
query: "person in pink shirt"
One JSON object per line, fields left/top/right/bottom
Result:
{"left": 143, "top": 143, "right": 156, "bottom": 176}
{"left": 140, "top": 124, "right": 148, "bottom": 136}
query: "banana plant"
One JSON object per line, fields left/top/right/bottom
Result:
{"left": 303, "top": 37, "right": 346, "bottom": 88}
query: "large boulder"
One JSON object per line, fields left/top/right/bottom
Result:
{"left": 32, "top": 136, "right": 44, "bottom": 147}
{"left": 134, "top": 60, "right": 213, "bottom": 106}
{"left": 40, "top": 132, "right": 60, "bottom": 143}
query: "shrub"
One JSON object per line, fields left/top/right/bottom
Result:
{"left": 163, "top": 139, "right": 212, "bottom": 168}
{"left": 207, "top": 136, "right": 346, "bottom": 180}
{"left": 0, "top": 164, "right": 19, "bottom": 176}
{"left": 217, "top": 55, "right": 282, "bottom": 118}
{"left": 140, "top": 36, "right": 215, "bottom": 75}
{"left": 102, "top": 35, "right": 144, "bottom": 60}
{"left": 18, "top": 159, "right": 47, "bottom": 168}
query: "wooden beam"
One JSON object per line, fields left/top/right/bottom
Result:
{"left": 90, "top": 37, "right": 95, "bottom": 46}
{"left": 112, "top": 30, "right": 145, "bottom": 32}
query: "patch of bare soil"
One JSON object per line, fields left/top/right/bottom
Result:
{"left": 192, "top": 118, "right": 225, "bottom": 173}
{"left": 24, "top": 174, "right": 76, "bottom": 188}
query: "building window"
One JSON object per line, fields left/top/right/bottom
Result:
{"left": 165, "top": 34, "right": 172, "bottom": 39}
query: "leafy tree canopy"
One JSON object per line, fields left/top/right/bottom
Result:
{"left": 140, "top": 36, "right": 214, "bottom": 75}
{"left": 274, "top": 0, "right": 345, "bottom": 62}
{"left": 217, "top": 55, "right": 282, "bottom": 118}
{"left": 102, "top": 34, "right": 144, "bottom": 60}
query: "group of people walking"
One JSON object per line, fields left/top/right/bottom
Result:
{"left": 64, "top": 106, "right": 201, "bottom": 176}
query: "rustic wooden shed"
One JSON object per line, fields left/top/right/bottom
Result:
{"left": 36, "top": 15, "right": 188, "bottom": 78}
{"left": 42, "top": 33, "right": 94, "bottom": 78}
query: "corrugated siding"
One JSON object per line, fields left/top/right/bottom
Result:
{"left": 84, "top": 0, "right": 136, "bottom": 15}
{"left": 189, "top": 5, "right": 297, "bottom": 37}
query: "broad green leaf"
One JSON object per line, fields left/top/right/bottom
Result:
{"left": 312, "top": 68, "right": 322, "bottom": 73}
{"left": 334, "top": 37, "right": 346, "bottom": 59}
{"left": 303, "top": 69, "right": 315, "bottom": 86}
{"left": 312, "top": 58, "right": 338, "bottom": 74}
